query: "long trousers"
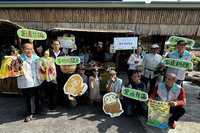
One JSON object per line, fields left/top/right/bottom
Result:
{"left": 169, "top": 106, "right": 185, "bottom": 122}
{"left": 21, "top": 86, "right": 42, "bottom": 115}
{"left": 141, "top": 76, "right": 157, "bottom": 96}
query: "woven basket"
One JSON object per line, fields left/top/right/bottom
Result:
{"left": 60, "top": 65, "right": 76, "bottom": 74}
{"left": 136, "top": 65, "right": 143, "bottom": 71}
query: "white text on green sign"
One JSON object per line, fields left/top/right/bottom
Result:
{"left": 162, "top": 58, "right": 193, "bottom": 70}
{"left": 17, "top": 29, "right": 47, "bottom": 40}
{"left": 56, "top": 56, "right": 80, "bottom": 65}
{"left": 122, "top": 88, "right": 148, "bottom": 101}
{"left": 169, "top": 36, "right": 195, "bottom": 47}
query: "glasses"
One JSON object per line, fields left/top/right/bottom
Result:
{"left": 165, "top": 77, "right": 173, "bottom": 81}
{"left": 94, "top": 70, "right": 99, "bottom": 72}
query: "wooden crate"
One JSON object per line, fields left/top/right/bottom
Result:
{"left": 0, "top": 78, "right": 21, "bottom": 94}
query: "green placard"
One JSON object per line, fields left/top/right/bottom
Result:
{"left": 162, "top": 58, "right": 193, "bottom": 70}
{"left": 122, "top": 88, "right": 148, "bottom": 101}
{"left": 56, "top": 56, "right": 80, "bottom": 65}
{"left": 17, "top": 29, "right": 47, "bottom": 40}
{"left": 169, "top": 36, "right": 195, "bottom": 47}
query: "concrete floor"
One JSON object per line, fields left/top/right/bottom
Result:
{"left": 0, "top": 79, "right": 199, "bottom": 133}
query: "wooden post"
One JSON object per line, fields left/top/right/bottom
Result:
{"left": 18, "top": 37, "right": 22, "bottom": 53}
{"left": 160, "top": 36, "right": 166, "bottom": 56}
{"left": 116, "top": 50, "right": 119, "bottom": 71}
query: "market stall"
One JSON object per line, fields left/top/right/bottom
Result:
{"left": 0, "top": 19, "right": 24, "bottom": 94}
{"left": 49, "top": 28, "right": 126, "bottom": 91}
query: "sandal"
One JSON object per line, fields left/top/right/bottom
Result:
{"left": 24, "top": 115, "right": 33, "bottom": 122}
{"left": 197, "top": 96, "right": 200, "bottom": 99}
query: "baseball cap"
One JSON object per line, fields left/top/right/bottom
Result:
{"left": 109, "top": 70, "right": 117, "bottom": 75}
{"left": 151, "top": 44, "right": 159, "bottom": 48}
{"left": 78, "top": 65, "right": 85, "bottom": 70}
{"left": 177, "top": 39, "right": 188, "bottom": 45}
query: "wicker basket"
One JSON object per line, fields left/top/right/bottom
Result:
{"left": 60, "top": 65, "right": 76, "bottom": 74}
{"left": 136, "top": 65, "right": 143, "bottom": 71}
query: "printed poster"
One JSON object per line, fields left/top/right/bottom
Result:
{"left": 147, "top": 99, "right": 170, "bottom": 130}
{"left": 58, "top": 37, "right": 76, "bottom": 48}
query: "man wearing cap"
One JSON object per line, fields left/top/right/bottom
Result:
{"left": 142, "top": 44, "right": 163, "bottom": 96}
{"left": 106, "top": 70, "right": 125, "bottom": 98}
{"left": 77, "top": 65, "right": 88, "bottom": 85}
{"left": 165, "top": 39, "right": 192, "bottom": 85}
{"left": 67, "top": 65, "right": 88, "bottom": 107}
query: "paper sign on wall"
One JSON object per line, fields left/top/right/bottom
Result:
{"left": 63, "top": 74, "right": 88, "bottom": 97}
{"left": 114, "top": 37, "right": 138, "bottom": 50}
{"left": 147, "top": 99, "right": 170, "bottom": 130}
{"left": 103, "top": 92, "right": 124, "bottom": 118}
{"left": 17, "top": 29, "right": 47, "bottom": 40}
{"left": 162, "top": 58, "right": 193, "bottom": 70}
{"left": 110, "top": 44, "right": 116, "bottom": 53}
{"left": 58, "top": 37, "right": 76, "bottom": 48}
{"left": 56, "top": 56, "right": 80, "bottom": 65}
{"left": 169, "top": 36, "right": 195, "bottom": 47}
{"left": 122, "top": 88, "right": 148, "bottom": 101}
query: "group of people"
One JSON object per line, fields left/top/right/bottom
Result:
{"left": 16, "top": 39, "right": 191, "bottom": 130}
{"left": 127, "top": 39, "right": 192, "bottom": 129}
{"left": 78, "top": 45, "right": 114, "bottom": 64}
{"left": 17, "top": 40, "right": 114, "bottom": 123}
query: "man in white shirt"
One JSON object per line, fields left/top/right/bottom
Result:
{"left": 17, "top": 43, "right": 45, "bottom": 122}
{"left": 142, "top": 44, "right": 163, "bottom": 96}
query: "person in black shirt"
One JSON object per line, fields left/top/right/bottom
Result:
{"left": 125, "top": 72, "right": 147, "bottom": 116}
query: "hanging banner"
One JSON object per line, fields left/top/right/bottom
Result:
{"left": 114, "top": 37, "right": 138, "bottom": 50}
{"left": 56, "top": 56, "right": 80, "bottom": 65}
{"left": 58, "top": 36, "right": 76, "bottom": 48}
{"left": 169, "top": 36, "right": 195, "bottom": 47}
{"left": 147, "top": 99, "right": 170, "bottom": 130}
{"left": 63, "top": 74, "right": 88, "bottom": 97}
{"left": 122, "top": 88, "right": 148, "bottom": 101}
{"left": 162, "top": 58, "right": 193, "bottom": 70}
{"left": 17, "top": 29, "right": 47, "bottom": 40}
{"left": 103, "top": 92, "right": 124, "bottom": 118}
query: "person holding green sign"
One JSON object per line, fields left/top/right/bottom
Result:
{"left": 150, "top": 73, "right": 186, "bottom": 129}
{"left": 165, "top": 39, "right": 193, "bottom": 85}
{"left": 125, "top": 72, "right": 147, "bottom": 116}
